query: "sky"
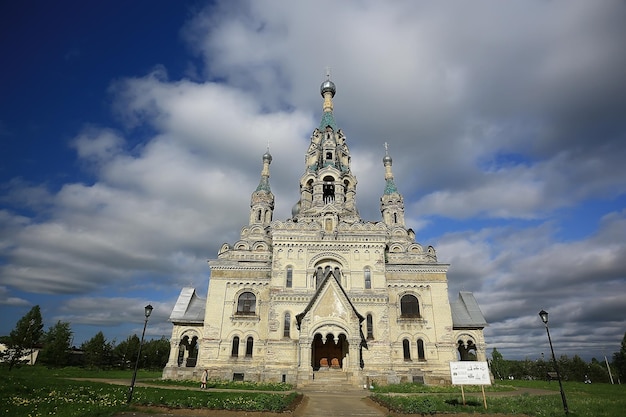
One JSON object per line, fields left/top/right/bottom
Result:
{"left": 1, "top": 0, "right": 625, "bottom": 362}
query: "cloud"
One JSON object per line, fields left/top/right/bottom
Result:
{"left": 0, "top": 286, "right": 30, "bottom": 306}
{"left": 1, "top": 0, "right": 624, "bottom": 357}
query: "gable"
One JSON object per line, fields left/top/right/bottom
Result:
{"left": 296, "top": 270, "right": 364, "bottom": 329}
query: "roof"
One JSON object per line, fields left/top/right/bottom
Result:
{"left": 169, "top": 287, "right": 205, "bottom": 324}
{"left": 451, "top": 291, "right": 488, "bottom": 329}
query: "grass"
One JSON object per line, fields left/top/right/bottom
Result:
{"left": 0, "top": 365, "right": 298, "bottom": 417}
{"left": 153, "top": 377, "right": 293, "bottom": 391}
{"left": 373, "top": 379, "right": 626, "bottom": 416}
{"left": 371, "top": 381, "right": 514, "bottom": 393}
{"left": 3, "top": 366, "right": 625, "bottom": 416}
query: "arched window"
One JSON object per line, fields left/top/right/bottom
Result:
{"left": 237, "top": 292, "right": 256, "bottom": 315}
{"left": 403, "top": 339, "right": 411, "bottom": 361}
{"left": 286, "top": 266, "right": 293, "bottom": 288}
{"left": 323, "top": 176, "right": 335, "bottom": 203}
{"left": 400, "top": 294, "right": 420, "bottom": 318}
{"left": 364, "top": 267, "right": 371, "bottom": 289}
{"left": 283, "top": 313, "right": 291, "bottom": 338}
{"left": 417, "top": 338, "right": 425, "bottom": 360}
{"left": 366, "top": 314, "right": 374, "bottom": 339}
{"left": 245, "top": 337, "right": 254, "bottom": 357}
{"left": 231, "top": 336, "right": 239, "bottom": 357}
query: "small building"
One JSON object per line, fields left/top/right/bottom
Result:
{"left": 162, "top": 77, "right": 487, "bottom": 387}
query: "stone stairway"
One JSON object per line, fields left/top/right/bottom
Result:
{"left": 301, "top": 369, "right": 361, "bottom": 391}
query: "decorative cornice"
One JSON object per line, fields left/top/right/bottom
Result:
{"left": 385, "top": 264, "right": 450, "bottom": 273}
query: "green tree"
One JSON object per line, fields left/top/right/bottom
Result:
{"left": 142, "top": 337, "right": 170, "bottom": 369}
{"left": 113, "top": 334, "right": 140, "bottom": 369}
{"left": 81, "top": 331, "right": 114, "bottom": 369}
{"left": 39, "top": 321, "right": 72, "bottom": 367}
{"left": 0, "top": 305, "right": 44, "bottom": 370}
{"left": 613, "top": 332, "right": 626, "bottom": 382}
{"left": 589, "top": 357, "right": 611, "bottom": 383}
{"left": 490, "top": 347, "right": 509, "bottom": 379}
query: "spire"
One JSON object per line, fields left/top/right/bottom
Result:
{"left": 249, "top": 148, "right": 274, "bottom": 226}
{"left": 383, "top": 142, "right": 398, "bottom": 195}
{"left": 255, "top": 147, "right": 272, "bottom": 193}
{"left": 319, "top": 69, "right": 337, "bottom": 131}
{"left": 380, "top": 142, "right": 405, "bottom": 227}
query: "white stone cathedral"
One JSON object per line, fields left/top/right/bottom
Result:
{"left": 162, "top": 77, "right": 487, "bottom": 387}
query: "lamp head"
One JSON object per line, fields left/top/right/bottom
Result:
{"left": 144, "top": 304, "right": 154, "bottom": 318}
{"left": 539, "top": 309, "right": 548, "bottom": 324}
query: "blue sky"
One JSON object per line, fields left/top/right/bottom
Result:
{"left": 1, "top": 1, "right": 625, "bottom": 361}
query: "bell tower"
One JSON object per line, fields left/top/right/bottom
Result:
{"left": 292, "top": 75, "right": 359, "bottom": 223}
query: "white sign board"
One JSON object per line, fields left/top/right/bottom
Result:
{"left": 449, "top": 361, "right": 491, "bottom": 385}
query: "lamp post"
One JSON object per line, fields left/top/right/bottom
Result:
{"left": 127, "top": 304, "right": 153, "bottom": 404}
{"left": 539, "top": 309, "right": 569, "bottom": 415}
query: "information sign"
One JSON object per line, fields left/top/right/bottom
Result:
{"left": 449, "top": 361, "right": 491, "bottom": 385}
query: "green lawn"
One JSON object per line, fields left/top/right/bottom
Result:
{"left": 0, "top": 366, "right": 297, "bottom": 417}
{"left": 2, "top": 366, "right": 624, "bottom": 417}
{"left": 373, "top": 380, "right": 626, "bottom": 416}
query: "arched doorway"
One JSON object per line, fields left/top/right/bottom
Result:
{"left": 311, "top": 332, "right": 348, "bottom": 370}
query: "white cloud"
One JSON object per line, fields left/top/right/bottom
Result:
{"left": 1, "top": 0, "right": 625, "bottom": 357}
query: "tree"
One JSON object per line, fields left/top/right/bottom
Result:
{"left": 142, "top": 337, "right": 171, "bottom": 369}
{"left": 39, "top": 321, "right": 72, "bottom": 367}
{"left": 113, "top": 334, "right": 140, "bottom": 369}
{"left": 490, "top": 348, "right": 509, "bottom": 379}
{"left": 0, "top": 306, "right": 44, "bottom": 370}
{"left": 613, "top": 332, "right": 626, "bottom": 382}
{"left": 82, "top": 331, "right": 114, "bottom": 369}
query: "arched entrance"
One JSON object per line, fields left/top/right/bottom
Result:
{"left": 311, "top": 332, "right": 348, "bottom": 370}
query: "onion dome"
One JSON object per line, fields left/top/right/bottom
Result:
{"left": 291, "top": 200, "right": 301, "bottom": 218}
{"left": 320, "top": 79, "right": 336, "bottom": 97}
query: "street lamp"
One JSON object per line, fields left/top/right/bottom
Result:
{"left": 127, "top": 304, "right": 153, "bottom": 404}
{"left": 539, "top": 309, "right": 569, "bottom": 415}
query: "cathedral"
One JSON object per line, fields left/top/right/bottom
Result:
{"left": 162, "top": 77, "right": 487, "bottom": 387}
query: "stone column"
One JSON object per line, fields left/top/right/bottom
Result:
{"left": 298, "top": 338, "right": 311, "bottom": 370}
{"left": 348, "top": 337, "right": 361, "bottom": 371}
{"left": 166, "top": 340, "right": 180, "bottom": 367}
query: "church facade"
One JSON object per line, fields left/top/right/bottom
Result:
{"left": 162, "top": 77, "right": 487, "bottom": 387}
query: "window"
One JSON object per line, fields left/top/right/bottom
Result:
{"left": 400, "top": 294, "right": 420, "bottom": 317}
{"left": 245, "top": 337, "right": 254, "bottom": 357}
{"left": 364, "top": 267, "right": 371, "bottom": 289}
{"left": 286, "top": 267, "right": 293, "bottom": 288}
{"left": 237, "top": 292, "right": 256, "bottom": 315}
{"left": 231, "top": 336, "right": 239, "bottom": 357}
{"left": 403, "top": 339, "right": 411, "bottom": 361}
{"left": 417, "top": 339, "right": 425, "bottom": 360}
{"left": 283, "top": 313, "right": 291, "bottom": 338}
{"left": 366, "top": 314, "right": 374, "bottom": 339}
{"left": 323, "top": 177, "right": 335, "bottom": 203}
